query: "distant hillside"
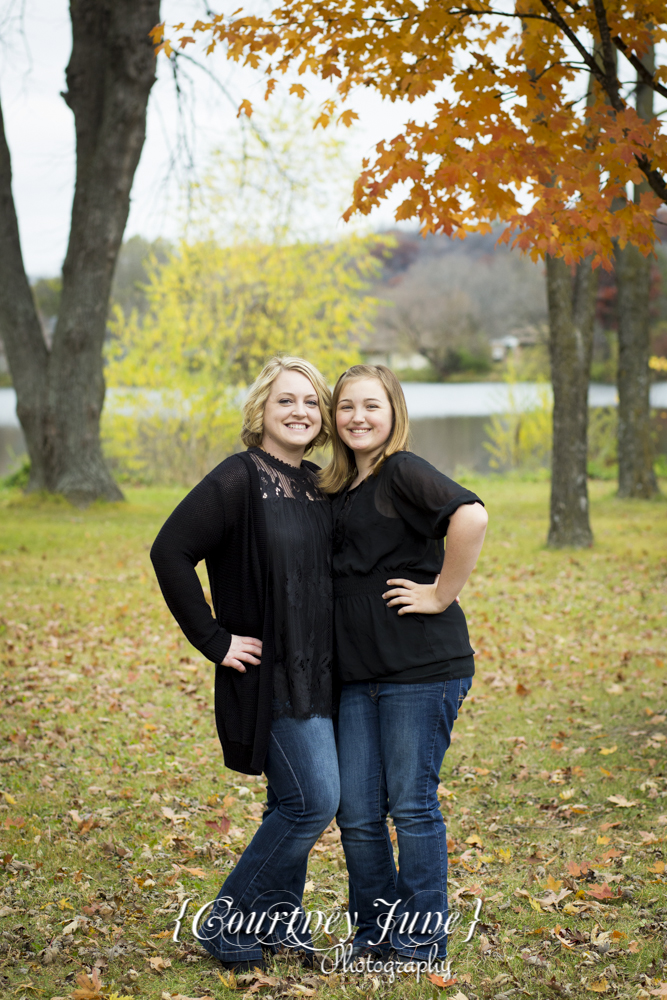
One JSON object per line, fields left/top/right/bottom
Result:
{"left": 366, "top": 228, "right": 548, "bottom": 378}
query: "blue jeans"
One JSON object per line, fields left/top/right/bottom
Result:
{"left": 337, "top": 676, "right": 472, "bottom": 960}
{"left": 199, "top": 715, "right": 339, "bottom": 963}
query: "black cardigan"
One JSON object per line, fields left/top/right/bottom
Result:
{"left": 151, "top": 451, "right": 316, "bottom": 775}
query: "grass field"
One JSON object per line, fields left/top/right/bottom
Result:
{"left": 0, "top": 478, "right": 666, "bottom": 1000}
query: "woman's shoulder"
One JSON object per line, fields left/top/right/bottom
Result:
{"left": 207, "top": 451, "right": 252, "bottom": 480}
{"left": 383, "top": 451, "right": 482, "bottom": 502}
{"left": 204, "top": 453, "right": 254, "bottom": 501}
{"left": 381, "top": 450, "right": 433, "bottom": 478}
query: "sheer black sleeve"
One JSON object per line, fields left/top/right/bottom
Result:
{"left": 150, "top": 462, "right": 249, "bottom": 665}
{"left": 388, "top": 453, "right": 484, "bottom": 539}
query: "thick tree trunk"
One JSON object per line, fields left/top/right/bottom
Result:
{"left": 546, "top": 255, "right": 597, "bottom": 547}
{"left": 615, "top": 242, "right": 658, "bottom": 497}
{"left": 614, "top": 43, "right": 659, "bottom": 499}
{"left": 0, "top": 102, "right": 51, "bottom": 488}
{"left": 0, "top": 0, "right": 159, "bottom": 504}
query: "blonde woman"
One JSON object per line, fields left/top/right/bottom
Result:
{"left": 151, "top": 357, "right": 338, "bottom": 971}
{"left": 321, "top": 364, "right": 488, "bottom": 964}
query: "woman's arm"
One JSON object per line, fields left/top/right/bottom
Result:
{"left": 383, "top": 502, "right": 488, "bottom": 615}
{"left": 150, "top": 462, "right": 262, "bottom": 669}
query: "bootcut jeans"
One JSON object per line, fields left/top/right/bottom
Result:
{"left": 336, "top": 676, "right": 472, "bottom": 960}
{"left": 199, "top": 714, "right": 339, "bottom": 964}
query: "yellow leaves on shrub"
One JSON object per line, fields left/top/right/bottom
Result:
{"left": 104, "top": 234, "right": 384, "bottom": 485}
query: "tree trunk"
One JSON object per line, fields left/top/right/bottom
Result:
{"left": 0, "top": 0, "right": 160, "bottom": 504}
{"left": 614, "top": 43, "right": 659, "bottom": 499}
{"left": 615, "top": 242, "right": 657, "bottom": 497}
{"left": 546, "top": 255, "right": 597, "bottom": 547}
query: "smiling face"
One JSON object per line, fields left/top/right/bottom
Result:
{"left": 335, "top": 377, "right": 394, "bottom": 461}
{"left": 260, "top": 369, "right": 322, "bottom": 463}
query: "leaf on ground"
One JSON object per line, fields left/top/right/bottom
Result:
{"left": 587, "top": 977, "right": 609, "bottom": 992}
{"left": 246, "top": 977, "right": 280, "bottom": 993}
{"left": 161, "top": 806, "right": 188, "bottom": 823}
{"left": 178, "top": 865, "right": 208, "bottom": 879}
{"left": 586, "top": 883, "right": 617, "bottom": 900}
{"left": 72, "top": 969, "right": 104, "bottom": 999}
{"left": 479, "top": 933, "right": 493, "bottom": 953}
{"left": 205, "top": 814, "right": 230, "bottom": 835}
{"left": 3, "top": 816, "right": 25, "bottom": 828}
{"left": 148, "top": 955, "right": 172, "bottom": 973}
{"left": 598, "top": 746, "right": 617, "bottom": 755}
{"left": 607, "top": 795, "right": 637, "bottom": 808}
{"left": 427, "top": 973, "right": 457, "bottom": 988}
{"left": 162, "top": 994, "right": 212, "bottom": 1000}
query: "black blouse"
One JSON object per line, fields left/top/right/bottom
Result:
{"left": 249, "top": 449, "right": 334, "bottom": 720}
{"left": 332, "top": 451, "right": 483, "bottom": 684}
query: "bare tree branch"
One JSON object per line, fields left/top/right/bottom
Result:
{"left": 612, "top": 34, "right": 667, "bottom": 101}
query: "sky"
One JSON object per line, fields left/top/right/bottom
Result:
{"left": 0, "top": 0, "right": 440, "bottom": 278}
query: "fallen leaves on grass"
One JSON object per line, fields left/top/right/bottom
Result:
{"left": 607, "top": 795, "right": 638, "bottom": 808}
{"left": 427, "top": 973, "right": 458, "bottom": 988}
{"left": 148, "top": 955, "right": 172, "bottom": 973}
{"left": 586, "top": 883, "right": 619, "bottom": 901}
{"left": 587, "top": 977, "right": 609, "bottom": 993}
{"left": 72, "top": 969, "right": 104, "bottom": 999}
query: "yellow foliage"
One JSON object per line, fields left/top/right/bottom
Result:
{"left": 103, "top": 236, "right": 384, "bottom": 485}
{"left": 484, "top": 381, "right": 552, "bottom": 473}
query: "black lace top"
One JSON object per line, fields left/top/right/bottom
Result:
{"left": 249, "top": 449, "right": 334, "bottom": 720}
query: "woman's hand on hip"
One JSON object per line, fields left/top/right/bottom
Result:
{"left": 383, "top": 576, "right": 459, "bottom": 616}
{"left": 222, "top": 635, "right": 263, "bottom": 673}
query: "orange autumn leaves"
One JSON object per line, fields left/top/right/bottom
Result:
{"left": 157, "top": 1, "right": 666, "bottom": 267}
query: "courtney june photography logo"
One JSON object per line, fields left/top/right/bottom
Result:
{"left": 170, "top": 895, "right": 484, "bottom": 978}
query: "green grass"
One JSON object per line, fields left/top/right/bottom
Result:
{"left": 0, "top": 480, "right": 666, "bottom": 1000}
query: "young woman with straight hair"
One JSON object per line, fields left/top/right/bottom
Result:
{"left": 321, "top": 364, "right": 488, "bottom": 963}
{"left": 151, "top": 356, "right": 339, "bottom": 971}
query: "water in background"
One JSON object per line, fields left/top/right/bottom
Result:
{"left": 2, "top": 384, "right": 666, "bottom": 479}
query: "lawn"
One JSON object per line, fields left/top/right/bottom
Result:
{"left": 0, "top": 478, "right": 666, "bottom": 1000}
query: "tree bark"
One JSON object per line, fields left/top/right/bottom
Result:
{"left": 546, "top": 255, "right": 597, "bottom": 547}
{"left": 614, "top": 43, "right": 659, "bottom": 499}
{"left": 0, "top": 0, "right": 159, "bottom": 504}
{"left": 615, "top": 243, "right": 657, "bottom": 497}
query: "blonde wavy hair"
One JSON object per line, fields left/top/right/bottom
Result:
{"left": 319, "top": 364, "right": 409, "bottom": 493}
{"left": 241, "top": 356, "right": 332, "bottom": 452}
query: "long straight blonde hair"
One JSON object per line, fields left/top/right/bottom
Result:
{"left": 319, "top": 364, "right": 409, "bottom": 494}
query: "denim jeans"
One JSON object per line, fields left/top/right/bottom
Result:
{"left": 337, "top": 676, "right": 472, "bottom": 960}
{"left": 199, "top": 715, "right": 339, "bottom": 963}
